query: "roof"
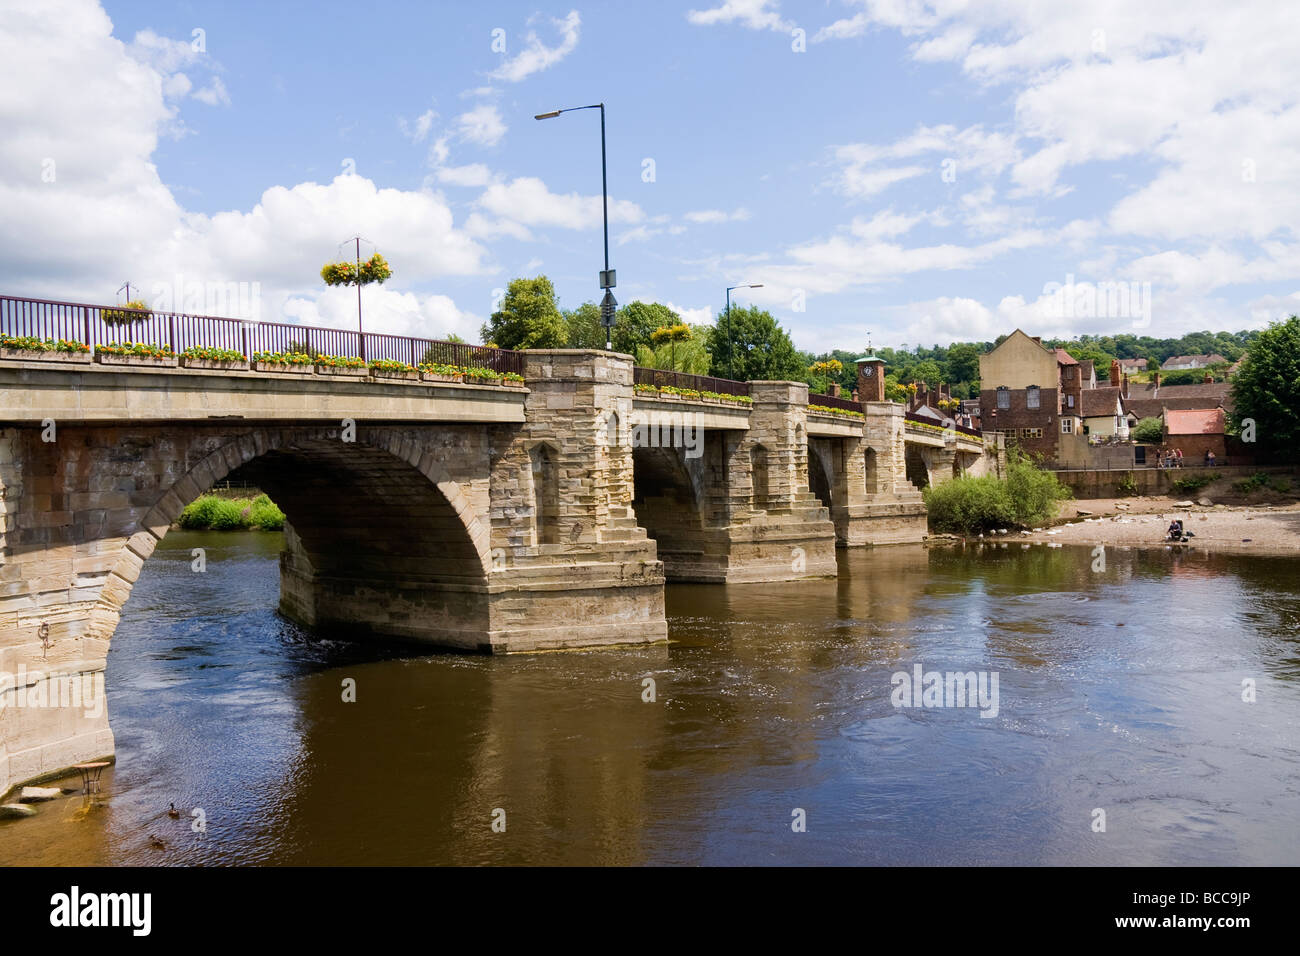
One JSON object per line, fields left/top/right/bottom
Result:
{"left": 1166, "top": 407, "right": 1226, "bottom": 435}
{"left": 1080, "top": 386, "right": 1123, "bottom": 418}
{"left": 1118, "top": 357, "right": 1147, "bottom": 368}
{"left": 1161, "top": 353, "right": 1227, "bottom": 368}
{"left": 1124, "top": 381, "right": 1231, "bottom": 420}
{"left": 1054, "top": 348, "right": 1078, "bottom": 365}
{"left": 855, "top": 354, "right": 885, "bottom": 364}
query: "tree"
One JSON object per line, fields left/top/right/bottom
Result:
{"left": 1228, "top": 315, "right": 1300, "bottom": 460}
{"left": 635, "top": 324, "right": 712, "bottom": 373}
{"left": 1131, "top": 417, "right": 1164, "bottom": 444}
{"left": 945, "top": 342, "right": 980, "bottom": 385}
{"left": 705, "top": 305, "right": 803, "bottom": 381}
{"left": 480, "top": 276, "right": 567, "bottom": 349}
{"left": 611, "top": 301, "right": 679, "bottom": 356}
{"left": 563, "top": 302, "right": 606, "bottom": 349}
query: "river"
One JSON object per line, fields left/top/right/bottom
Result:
{"left": 3, "top": 531, "right": 1298, "bottom": 865}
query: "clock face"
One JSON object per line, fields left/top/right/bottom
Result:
{"left": 863, "top": 366, "right": 874, "bottom": 376}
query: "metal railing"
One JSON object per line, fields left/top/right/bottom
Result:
{"left": 808, "top": 392, "right": 864, "bottom": 414}
{"left": 904, "top": 410, "right": 983, "bottom": 438}
{"left": 0, "top": 294, "right": 525, "bottom": 374}
{"left": 633, "top": 366, "right": 750, "bottom": 396}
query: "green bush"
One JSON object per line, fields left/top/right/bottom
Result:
{"left": 924, "top": 450, "right": 1072, "bottom": 534}
{"left": 1115, "top": 472, "right": 1138, "bottom": 496}
{"left": 248, "top": 494, "right": 285, "bottom": 531}
{"left": 1171, "top": 474, "right": 1213, "bottom": 494}
{"left": 178, "top": 493, "right": 285, "bottom": 531}
{"left": 1131, "top": 416, "right": 1163, "bottom": 444}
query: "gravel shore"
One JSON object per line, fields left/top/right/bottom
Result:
{"left": 1004, "top": 498, "right": 1300, "bottom": 555}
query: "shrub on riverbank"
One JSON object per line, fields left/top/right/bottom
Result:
{"left": 924, "top": 451, "right": 1072, "bottom": 534}
{"left": 179, "top": 493, "right": 285, "bottom": 531}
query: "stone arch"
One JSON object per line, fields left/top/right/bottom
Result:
{"left": 90, "top": 426, "right": 494, "bottom": 645}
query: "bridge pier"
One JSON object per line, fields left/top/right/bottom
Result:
{"left": 630, "top": 381, "right": 837, "bottom": 583}
{"left": 830, "top": 402, "right": 928, "bottom": 546}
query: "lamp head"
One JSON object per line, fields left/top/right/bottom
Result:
{"left": 534, "top": 110, "right": 561, "bottom": 120}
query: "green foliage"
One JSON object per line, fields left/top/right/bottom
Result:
{"left": 924, "top": 450, "right": 1072, "bottom": 534}
{"left": 635, "top": 323, "right": 711, "bottom": 373}
{"left": 254, "top": 350, "right": 313, "bottom": 366}
{"left": 563, "top": 302, "right": 606, "bottom": 349}
{"left": 612, "top": 301, "right": 680, "bottom": 355}
{"left": 1228, "top": 315, "right": 1300, "bottom": 461}
{"left": 1131, "top": 416, "right": 1164, "bottom": 443}
{"left": 705, "top": 305, "right": 803, "bottom": 381}
{"left": 480, "top": 276, "right": 567, "bottom": 349}
{"left": 0, "top": 334, "right": 90, "bottom": 354}
{"left": 95, "top": 341, "right": 173, "bottom": 358}
{"left": 1115, "top": 472, "right": 1139, "bottom": 496}
{"left": 1230, "top": 472, "right": 1292, "bottom": 495}
{"left": 179, "top": 493, "right": 285, "bottom": 531}
{"left": 182, "top": 345, "right": 245, "bottom": 362}
{"left": 1170, "top": 474, "right": 1213, "bottom": 494}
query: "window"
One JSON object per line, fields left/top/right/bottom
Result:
{"left": 1020, "top": 427, "right": 1042, "bottom": 439}
{"left": 1026, "top": 386, "right": 1040, "bottom": 409}
{"left": 996, "top": 388, "right": 1010, "bottom": 410}
{"left": 1061, "top": 419, "right": 1074, "bottom": 434}
{"left": 1066, "top": 394, "right": 1074, "bottom": 408}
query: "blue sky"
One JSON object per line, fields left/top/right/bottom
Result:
{"left": 3, "top": 0, "right": 1298, "bottom": 352}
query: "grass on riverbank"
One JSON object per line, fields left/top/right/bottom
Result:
{"left": 924, "top": 451, "right": 1073, "bottom": 535}
{"left": 179, "top": 493, "right": 285, "bottom": 531}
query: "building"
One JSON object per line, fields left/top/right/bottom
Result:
{"left": 1117, "top": 357, "right": 1148, "bottom": 372}
{"left": 1161, "top": 353, "right": 1227, "bottom": 371}
{"left": 978, "top": 329, "right": 1081, "bottom": 461}
{"left": 1122, "top": 371, "right": 1232, "bottom": 424}
{"left": 1164, "top": 407, "right": 1227, "bottom": 462}
{"left": 1080, "top": 385, "right": 1129, "bottom": 439}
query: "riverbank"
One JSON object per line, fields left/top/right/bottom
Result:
{"left": 1008, "top": 498, "right": 1300, "bottom": 555}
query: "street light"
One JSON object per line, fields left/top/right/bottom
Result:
{"left": 536, "top": 103, "right": 616, "bottom": 348}
{"left": 725, "top": 284, "right": 763, "bottom": 380}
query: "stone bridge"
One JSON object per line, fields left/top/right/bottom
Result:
{"left": 0, "top": 348, "right": 1000, "bottom": 794}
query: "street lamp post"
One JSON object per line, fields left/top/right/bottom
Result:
{"left": 536, "top": 103, "right": 616, "bottom": 349}
{"left": 725, "top": 284, "right": 763, "bottom": 380}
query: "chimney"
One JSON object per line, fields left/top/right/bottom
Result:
{"left": 1110, "top": 359, "right": 1121, "bottom": 384}
{"left": 1203, "top": 372, "right": 1214, "bottom": 383}
{"left": 1153, "top": 370, "right": 1161, "bottom": 389}
{"left": 1122, "top": 372, "right": 1130, "bottom": 398}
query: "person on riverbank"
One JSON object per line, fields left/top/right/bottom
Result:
{"left": 1207, "top": 450, "right": 1217, "bottom": 467}
{"left": 1175, "top": 448, "right": 1184, "bottom": 468}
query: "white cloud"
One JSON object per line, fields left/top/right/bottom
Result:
{"left": 665, "top": 301, "right": 715, "bottom": 325}
{"left": 686, "top": 0, "right": 792, "bottom": 32}
{"left": 284, "top": 288, "right": 484, "bottom": 343}
{"left": 489, "top": 10, "right": 581, "bottom": 82}
{"left": 192, "top": 76, "right": 229, "bottom": 107}
{"left": 455, "top": 103, "right": 506, "bottom": 147}
{"left": 436, "top": 163, "right": 494, "bottom": 188}
{"left": 476, "top": 176, "right": 643, "bottom": 230}
{"left": 683, "top": 207, "right": 751, "bottom": 224}
{"left": 400, "top": 108, "right": 437, "bottom": 143}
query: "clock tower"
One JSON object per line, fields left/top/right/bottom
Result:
{"left": 855, "top": 353, "right": 886, "bottom": 403}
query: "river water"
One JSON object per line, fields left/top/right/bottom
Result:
{"left": 3, "top": 531, "right": 1299, "bottom": 866}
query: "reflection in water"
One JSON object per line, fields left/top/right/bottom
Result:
{"left": 2, "top": 533, "right": 1298, "bottom": 865}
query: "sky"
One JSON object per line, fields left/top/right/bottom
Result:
{"left": 2, "top": 0, "right": 1298, "bottom": 353}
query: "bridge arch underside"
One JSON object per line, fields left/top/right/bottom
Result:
{"left": 631, "top": 443, "right": 727, "bottom": 582}
{"left": 226, "top": 440, "right": 489, "bottom": 648}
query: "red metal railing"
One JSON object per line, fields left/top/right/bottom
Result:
{"left": 633, "top": 366, "right": 749, "bottom": 396}
{"left": 904, "top": 410, "right": 983, "bottom": 438}
{"left": 808, "top": 392, "right": 864, "bottom": 413}
{"left": 0, "top": 294, "right": 525, "bottom": 374}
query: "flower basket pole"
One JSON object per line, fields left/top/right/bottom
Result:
{"left": 321, "top": 239, "right": 392, "bottom": 362}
